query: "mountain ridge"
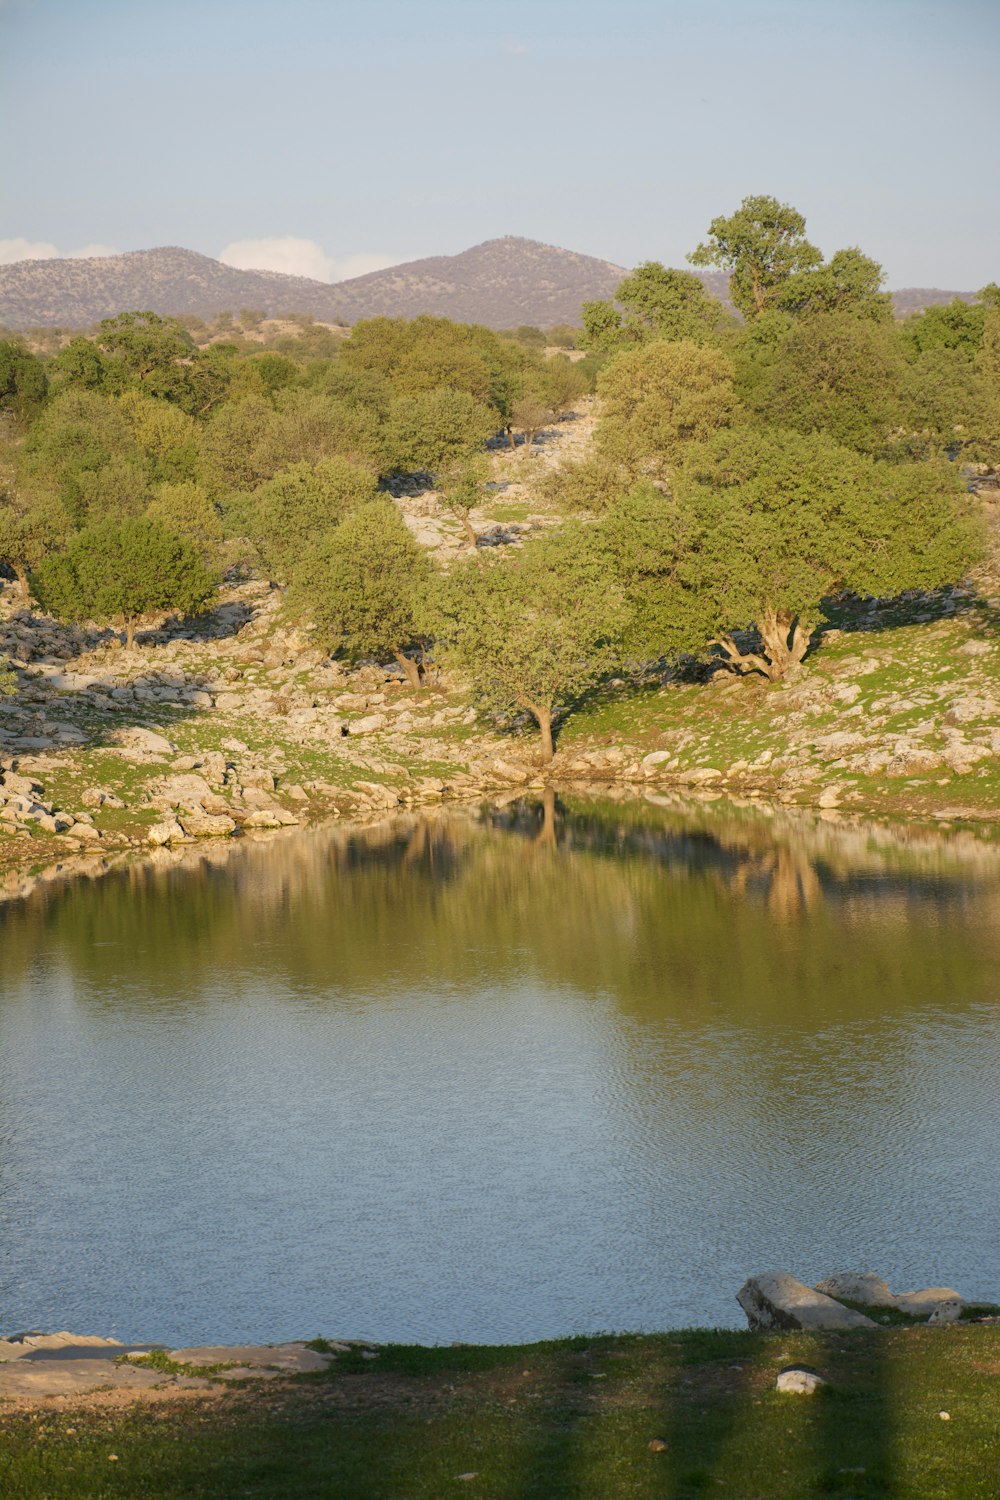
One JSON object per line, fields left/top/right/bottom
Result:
{"left": 0, "top": 236, "right": 974, "bottom": 331}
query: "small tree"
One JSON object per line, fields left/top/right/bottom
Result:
{"left": 432, "top": 526, "right": 626, "bottom": 761}
{"left": 775, "top": 247, "right": 893, "bottom": 322}
{"left": 288, "top": 498, "right": 433, "bottom": 688}
{"left": 688, "top": 195, "right": 822, "bottom": 319}
{"left": 252, "top": 458, "right": 378, "bottom": 582}
{"left": 0, "top": 339, "right": 49, "bottom": 426}
{"left": 438, "top": 454, "right": 489, "bottom": 546}
{"left": 0, "top": 489, "right": 73, "bottom": 602}
{"left": 32, "top": 516, "right": 216, "bottom": 649}
{"left": 595, "top": 339, "right": 739, "bottom": 479}
{"left": 383, "top": 387, "right": 496, "bottom": 472}
{"left": 582, "top": 263, "right": 731, "bottom": 353}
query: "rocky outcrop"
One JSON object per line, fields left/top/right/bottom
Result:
{"left": 737, "top": 1272, "right": 877, "bottom": 1331}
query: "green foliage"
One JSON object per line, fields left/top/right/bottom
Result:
{"left": 288, "top": 499, "right": 432, "bottom": 678}
{"left": 117, "top": 390, "right": 199, "bottom": 482}
{"left": 689, "top": 194, "right": 822, "bottom": 319}
{"left": 775, "top": 246, "right": 892, "bottom": 321}
{"left": 32, "top": 516, "right": 217, "bottom": 646}
{"left": 339, "top": 315, "right": 523, "bottom": 414}
{"left": 0, "top": 339, "right": 48, "bottom": 426}
{"left": 145, "top": 481, "right": 223, "bottom": 564}
{"left": 97, "top": 311, "right": 194, "bottom": 400}
{"left": 740, "top": 311, "right": 906, "bottom": 452}
{"left": 0, "top": 489, "right": 73, "bottom": 594}
{"left": 582, "top": 262, "right": 731, "bottom": 354}
{"left": 901, "top": 298, "right": 986, "bottom": 359}
{"left": 48, "top": 335, "right": 111, "bottom": 393}
{"left": 546, "top": 323, "right": 580, "bottom": 349}
{"left": 252, "top": 458, "right": 378, "bottom": 581}
{"left": 432, "top": 526, "right": 626, "bottom": 757}
{"left": 595, "top": 339, "right": 739, "bottom": 478}
{"left": 18, "top": 388, "right": 145, "bottom": 523}
{"left": 900, "top": 347, "right": 1000, "bottom": 460}
{"left": 383, "top": 387, "right": 496, "bottom": 472}
{"left": 670, "top": 425, "right": 984, "bottom": 677}
{"left": 536, "top": 452, "right": 632, "bottom": 513}
{"left": 437, "top": 454, "right": 490, "bottom": 544}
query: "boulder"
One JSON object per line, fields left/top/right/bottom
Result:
{"left": 112, "top": 727, "right": 175, "bottom": 755}
{"left": 894, "top": 1287, "right": 964, "bottom": 1317}
{"left": 776, "top": 1367, "right": 826, "bottom": 1394}
{"left": 815, "top": 1272, "right": 894, "bottom": 1307}
{"left": 737, "top": 1272, "right": 877, "bottom": 1331}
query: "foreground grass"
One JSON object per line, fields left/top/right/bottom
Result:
{"left": 2, "top": 1327, "right": 998, "bottom": 1498}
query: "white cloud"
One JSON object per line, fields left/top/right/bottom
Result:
{"left": 0, "top": 238, "right": 121, "bottom": 265}
{"left": 218, "top": 237, "right": 399, "bottom": 283}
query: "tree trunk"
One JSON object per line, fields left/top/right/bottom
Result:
{"left": 757, "top": 606, "right": 811, "bottom": 680}
{"left": 532, "top": 703, "right": 554, "bottom": 763}
{"left": 12, "top": 564, "right": 30, "bottom": 606}
{"left": 505, "top": 424, "right": 516, "bottom": 451}
{"left": 395, "top": 651, "right": 423, "bottom": 691}
{"left": 124, "top": 617, "right": 136, "bottom": 651}
{"left": 461, "top": 512, "right": 478, "bottom": 548}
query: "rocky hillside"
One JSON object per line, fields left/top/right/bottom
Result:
{"left": 0, "top": 238, "right": 630, "bottom": 330}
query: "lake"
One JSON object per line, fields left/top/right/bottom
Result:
{"left": 1, "top": 793, "right": 998, "bottom": 1347}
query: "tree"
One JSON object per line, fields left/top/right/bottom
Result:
{"left": 97, "top": 311, "right": 194, "bottom": 400}
{"left": 438, "top": 454, "right": 489, "bottom": 546}
{"left": 432, "top": 526, "right": 626, "bottom": 761}
{"left": 899, "top": 347, "right": 999, "bottom": 461}
{"left": 145, "top": 482, "right": 223, "bottom": 565}
{"left": 0, "top": 340, "right": 48, "bottom": 426}
{"left": 670, "top": 426, "right": 983, "bottom": 679}
{"left": 383, "top": 387, "right": 496, "bottom": 472}
{"left": 741, "top": 311, "right": 906, "bottom": 452}
{"left": 17, "top": 388, "right": 145, "bottom": 523}
{"left": 32, "top": 516, "right": 217, "bottom": 649}
{"left": 288, "top": 498, "right": 433, "bottom": 688}
{"left": 582, "top": 263, "right": 730, "bottom": 353}
{"left": 595, "top": 339, "right": 739, "bottom": 478}
{"left": 0, "top": 489, "right": 73, "bottom": 602}
{"left": 688, "top": 195, "right": 822, "bottom": 319}
{"left": 775, "top": 247, "right": 892, "bottom": 322}
{"left": 117, "top": 390, "right": 199, "bottom": 482}
{"left": 901, "top": 298, "right": 986, "bottom": 360}
{"left": 252, "top": 458, "right": 378, "bottom": 582}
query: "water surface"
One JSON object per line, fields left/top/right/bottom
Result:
{"left": 1, "top": 795, "right": 998, "bottom": 1344}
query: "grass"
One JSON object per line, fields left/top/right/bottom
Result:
{"left": 2, "top": 1326, "right": 999, "bottom": 1498}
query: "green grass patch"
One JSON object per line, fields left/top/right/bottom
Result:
{"left": 2, "top": 1326, "right": 999, "bottom": 1498}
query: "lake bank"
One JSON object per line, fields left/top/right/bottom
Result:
{"left": 2, "top": 1325, "right": 998, "bottom": 1497}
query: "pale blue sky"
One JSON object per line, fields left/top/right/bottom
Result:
{"left": 2, "top": 0, "right": 997, "bottom": 287}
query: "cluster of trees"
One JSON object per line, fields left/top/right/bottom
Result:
{"left": 0, "top": 196, "right": 993, "bottom": 761}
{"left": 0, "top": 310, "right": 589, "bottom": 658}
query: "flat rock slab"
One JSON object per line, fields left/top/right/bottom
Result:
{"left": 0, "top": 1359, "right": 166, "bottom": 1399}
{"left": 738, "top": 1272, "right": 877, "bottom": 1331}
{"left": 167, "top": 1343, "right": 333, "bottom": 1375}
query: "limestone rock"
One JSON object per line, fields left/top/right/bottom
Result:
{"left": 112, "top": 727, "right": 175, "bottom": 755}
{"left": 776, "top": 1367, "right": 826, "bottom": 1394}
{"left": 815, "top": 1272, "right": 895, "bottom": 1307}
{"left": 894, "top": 1287, "right": 964, "bottom": 1317}
{"left": 148, "top": 819, "right": 186, "bottom": 847}
{"left": 737, "top": 1272, "right": 877, "bottom": 1331}
{"left": 927, "top": 1299, "right": 963, "bottom": 1325}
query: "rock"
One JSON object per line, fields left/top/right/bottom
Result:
{"left": 148, "top": 819, "right": 186, "bottom": 847}
{"left": 737, "top": 1272, "right": 877, "bottom": 1331}
{"left": 927, "top": 1300, "right": 963, "bottom": 1325}
{"left": 776, "top": 1367, "right": 826, "bottom": 1394}
{"left": 641, "top": 750, "right": 674, "bottom": 772}
{"left": 815, "top": 1272, "right": 894, "bottom": 1307}
{"left": 112, "top": 727, "right": 175, "bottom": 754}
{"left": 166, "top": 1342, "right": 333, "bottom": 1375}
{"left": 894, "top": 1287, "right": 964, "bottom": 1317}
{"left": 648, "top": 1438, "right": 668, "bottom": 1452}
{"left": 954, "top": 639, "right": 992, "bottom": 657}
{"left": 179, "top": 811, "right": 236, "bottom": 839}
{"left": 349, "top": 713, "right": 388, "bottom": 735}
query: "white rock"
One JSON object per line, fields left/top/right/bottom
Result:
{"left": 894, "top": 1287, "right": 964, "bottom": 1317}
{"left": 776, "top": 1367, "right": 826, "bottom": 1394}
{"left": 927, "top": 1300, "right": 963, "bottom": 1325}
{"left": 738, "top": 1272, "right": 877, "bottom": 1331}
{"left": 112, "top": 727, "right": 175, "bottom": 754}
{"left": 815, "top": 1272, "right": 894, "bottom": 1307}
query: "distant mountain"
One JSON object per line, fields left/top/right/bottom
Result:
{"left": 0, "top": 238, "right": 630, "bottom": 331}
{"left": 0, "top": 237, "right": 976, "bottom": 331}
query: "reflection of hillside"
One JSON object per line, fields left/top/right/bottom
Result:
{"left": 2, "top": 797, "right": 999, "bottom": 1033}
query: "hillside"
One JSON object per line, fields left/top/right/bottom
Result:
{"left": 0, "top": 238, "right": 630, "bottom": 331}
{"left": 0, "top": 236, "right": 977, "bottom": 332}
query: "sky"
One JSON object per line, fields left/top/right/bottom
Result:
{"left": 1, "top": 0, "right": 998, "bottom": 289}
